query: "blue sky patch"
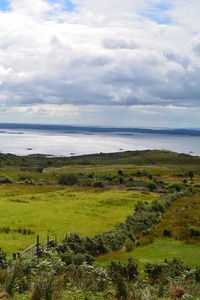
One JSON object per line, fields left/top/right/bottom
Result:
{"left": 0, "top": 0, "right": 9, "bottom": 11}
{"left": 49, "top": 0, "right": 76, "bottom": 11}
{"left": 65, "top": 0, "right": 76, "bottom": 11}
{"left": 142, "top": 1, "right": 173, "bottom": 24}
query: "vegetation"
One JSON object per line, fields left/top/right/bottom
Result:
{"left": 0, "top": 150, "right": 199, "bottom": 298}
{"left": 0, "top": 186, "right": 155, "bottom": 253}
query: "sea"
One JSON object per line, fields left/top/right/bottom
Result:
{"left": 0, "top": 123, "right": 200, "bottom": 157}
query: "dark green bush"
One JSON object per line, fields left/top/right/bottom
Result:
{"left": 108, "top": 259, "right": 138, "bottom": 283}
{"left": 187, "top": 170, "right": 194, "bottom": 180}
{"left": 93, "top": 181, "right": 105, "bottom": 188}
{"left": 118, "top": 170, "right": 124, "bottom": 176}
{"left": 58, "top": 173, "right": 79, "bottom": 185}
{"left": 146, "top": 182, "right": 157, "bottom": 192}
{"left": 0, "top": 176, "right": 13, "bottom": 184}
{"left": 0, "top": 251, "right": 8, "bottom": 269}
{"left": 124, "top": 239, "right": 134, "bottom": 252}
{"left": 194, "top": 267, "right": 200, "bottom": 282}
{"left": 145, "top": 263, "right": 163, "bottom": 282}
{"left": 189, "top": 226, "right": 200, "bottom": 238}
{"left": 163, "top": 229, "right": 172, "bottom": 237}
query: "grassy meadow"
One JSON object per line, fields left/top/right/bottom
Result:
{"left": 0, "top": 185, "right": 157, "bottom": 254}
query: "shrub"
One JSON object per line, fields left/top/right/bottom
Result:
{"left": 145, "top": 263, "right": 163, "bottom": 282}
{"left": 118, "top": 170, "right": 124, "bottom": 176}
{"left": 61, "top": 251, "right": 73, "bottom": 266}
{"left": 146, "top": 182, "right": 157, "bottom": 192}
{"left": 112, "top": 177, "right": 119, "bottom": 185}
{"left": 24, "top": 179, "right": 35, "bottom": 185}
{"left": 126, "top": 259, "right": 138, "bottom": 282}
{"left": 108, "top": 259, "right": 138, "bottom": 283}
{"left": 152, "top": 200, "right": 165, "bottom": 213}
{"left": 124, "top": 239, "right": 134, "bottom": 252}
{"left": 5, "top": 263, "right": 24, "bottom": 296}
{"left": 93, "top": 181, "right": 105, "bottom": 188}
{"left": 0, "top": 227, "right": 10, "bottom": 234}
{"left": 187, "top": 171, "right": 194, "bottom": 180}
{"left": 58, "top": 173, "right": 79, "bottom": 185}
{"left": 194, "top": 267, "right": 200, "bottom": 282}
{"left": 119, "top": 177, "right": 124, "bottom": 184}
{"left": 115, "top": 275, "right": 127, "bottom": 300}
{"left": 81, "top": 177, "right": 93, "bottom": 186}
{"left": 31, "top": 272, "right": 64, "bottom": 300}
{"left": 168, "top": 183, "right": 184, "bottom": 192}
{"left": 136, "top": 171, "right": 142, "bottom": 177}
{"left": 0, "top": 252, "right": 8, "bottom": 269}
{"left": 66, "top": 263, "right": 110, "bottom": 293}
{"left": 183, "top": 179, "right": 187, "bottom": 185}
{"left": 0, "top": 176, "right": 13, "bottom": 184}
{"left": 163, "top": 229, "right": 172, "bottom": 238}
{"left": 189, "top": 226, "right": 200, "bottom": 238}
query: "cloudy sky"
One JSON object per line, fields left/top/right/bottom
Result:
{"left": 0, "top": 0, "right": 200, "bottom": 128}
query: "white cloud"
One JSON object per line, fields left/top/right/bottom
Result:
{"left": 9, "top": 0, "right": 52, "bottom": 18}
{"left": 9, "top": 103, "right": 99, "bottom": 116}
{"left": 0, "top": 0, "right": 199, "bottom": 126}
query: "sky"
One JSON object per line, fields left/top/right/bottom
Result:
{"left": 0, "top": 0, "right": 200, "bottom": 128}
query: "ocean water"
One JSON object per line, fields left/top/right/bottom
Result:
{"left": 0, "top": 124, "right": 200, "bottom": 156}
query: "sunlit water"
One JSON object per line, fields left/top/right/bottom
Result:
{"left": 0, "top": 127, "right": 200, "bottom": 156}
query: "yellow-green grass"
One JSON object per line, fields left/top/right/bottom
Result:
{"left": 0, "top": 185, "right": 158, "bottom": 254}
{"left": 96, "top": 239, "right": 200, "bottom": 268}
{"left": 149, "top": 194, "right": 200, "bottom": 243}
{"left": 47, "top": 164, "right": 199, "bottom": 177}
{"left": 2, "top": 162, "right": 200, "bottom": 188}
{"left": 46, "top": 164, "right": 200, "bottom": 186}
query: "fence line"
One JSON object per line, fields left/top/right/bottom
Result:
{"left": 20, "top": 243, "right": 37, "bottom": 259}
{"left": 15, "top": 235, "right": 58, "bottom": 260}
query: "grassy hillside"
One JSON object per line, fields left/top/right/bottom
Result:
{"left": 1, "top": 149, "right": 200, "bottom": 169}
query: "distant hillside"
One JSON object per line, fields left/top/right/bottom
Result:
{"left": 0, "top": 150, "right": 200, "bottom": 169}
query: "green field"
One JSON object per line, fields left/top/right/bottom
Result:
{"left": 96, "top": 238, "right": 200, "bottom": 268}
{"left": 0, "top": 185, "right": 157, "bottom": 254}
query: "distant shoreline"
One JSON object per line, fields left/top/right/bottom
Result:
{"left": 0, "top": 123, "right": 200, "bottom": 137}
{"left": 0, "top": 124, "right": 200, "bottom": 157}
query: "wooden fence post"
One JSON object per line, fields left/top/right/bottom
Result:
{"left": 36, "top": 235, "right": 40, "bottom": 257}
